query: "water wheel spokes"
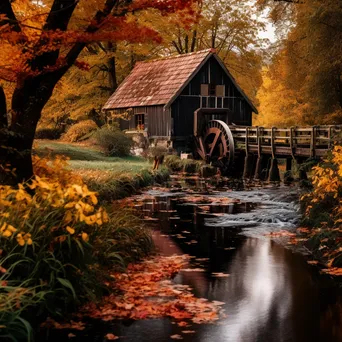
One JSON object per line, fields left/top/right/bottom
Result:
{"left": 197, "top": 120, "right": 235, "bottom": 168}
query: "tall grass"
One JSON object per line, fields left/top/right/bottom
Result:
{"left": 79, "top": 167, "right": 170, "bottom": 202}
{"left": 164, "top": 155, "right": 204, "bottom": 174}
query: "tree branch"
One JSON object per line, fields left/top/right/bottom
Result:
{"left": 44, "top": 0, "right": 79, "bottom": 32}
{"left": 0, "top": 86, "right": 7, "bottom": 129}
{"left": 31, "top": 0, "right": 79, "bottom": 71}
{"left": 0, "top": 1, "right": 21, "bottom": 32}
{"left": 52, "top": 0, "right": 122, "bottom": 81}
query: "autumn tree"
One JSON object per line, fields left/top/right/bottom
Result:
{"left": 256, "top": 0, "right": 342, "bottom": 126}
{"left": 155, "top": 0, "right": 267, "bottom": 103}
{"left": 0, "top": 0, "right": 196, "bottom": 185}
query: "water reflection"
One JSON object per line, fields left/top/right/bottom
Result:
{"left": 40, "top": 183, "right": 342, "bottom": 342}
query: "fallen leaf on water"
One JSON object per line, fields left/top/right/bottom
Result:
{"left": 307, "top": 260, "right": 318, "bottom": 265}
{"left": 212, "top": 272, "right": 230, "bottom": 278}
{"left": 79, "top": 255, "right": 222, "bottom": 324}
{"left": 321, "top": 267, "right": 342, "bottom": 276}
{"left": 177, "top": 321, "right": 189, "bottom": 327}
{"left": 181, "top": 268, "right": 205, "bottom": 272}
{"left": 170, "top": 334, "right": 183, "bottom": 340}
{"left": 182, "top": 330, "right": 196, "bottom": 334}
{"left": 265, "top": 230, "right": 296, "bottom": 237}
{"left": 105, "top": 333, "right": 119, "bottom": 340}
{"left": 41, "top": 318, "right": 85, "bottom": 331}
{"left": 195, "top": 258, "right": 209, "bottom": 262}
{"left": 212, "top": 301, "right": 225, "bottom": 306}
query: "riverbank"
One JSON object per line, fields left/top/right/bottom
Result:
{"left": 293, "top": 146, "right": 342, "bottom": 278}
{"left": 0, "top": 141, "right": 171, "bottom": 341}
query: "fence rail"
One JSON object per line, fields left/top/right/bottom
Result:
{"left": 229, "top": 125, "right": 342, "bottom": 158}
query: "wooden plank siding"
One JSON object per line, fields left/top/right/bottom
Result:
{"left": 114, "top": 105, "right": 171, "bottom": 138}
{"left": 171, "top": 55, "right": 253, "bottom": 138}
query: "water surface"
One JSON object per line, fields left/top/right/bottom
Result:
{"left": 42, "top": 177, "right": 342, "bottom": 342}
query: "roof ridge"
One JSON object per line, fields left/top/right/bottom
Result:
{"left": 138, "top": 49, "right": 215, "bottom": 64}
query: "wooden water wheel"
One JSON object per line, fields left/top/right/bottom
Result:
{"left": 196, "top": 120, "right": 235, "bottom": 168}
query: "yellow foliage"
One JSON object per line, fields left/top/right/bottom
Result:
{"left": 0, "top": 155, "right": 109, "bottom": 247}
{"left": 302, "top": 146, "right": 342, "bottom": 225}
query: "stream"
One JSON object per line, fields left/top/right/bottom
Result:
{"left": 44, "top": 176, "right": 342, "bottom": 342}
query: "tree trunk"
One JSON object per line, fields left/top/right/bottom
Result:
{"left": 0, "top": 74, "right": 58, "bottom": 185}
{"left": 107, "top": 42, "right": 118, "bottom": 91}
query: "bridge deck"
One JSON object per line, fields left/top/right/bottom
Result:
{"left": 230, "top": 125, "right": 342, "bottom": 158}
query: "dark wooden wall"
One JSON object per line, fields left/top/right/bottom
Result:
{"left": 171, "top": 56, "right": 253, "bottom": 138}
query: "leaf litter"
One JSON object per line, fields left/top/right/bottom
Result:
{"left": 80, "top": 255, "right": 223, "bottom": 324}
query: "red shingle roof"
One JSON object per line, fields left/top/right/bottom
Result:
{"left": 103, "top": 49, "right": 212, "bottom": 109}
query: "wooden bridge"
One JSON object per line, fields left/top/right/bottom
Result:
{"left": 231, "top": 125, "right": 341, "bottom": 158}
{"left": 195, "top": 121, "right": 342, "bottom": 181}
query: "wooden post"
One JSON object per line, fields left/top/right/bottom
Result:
{"left": 268, "top": 157, "right": 280, "bottom": 182}
{"left": 254, "top": 127, "right": 264, "bottom": 180}
{"left": 328, "top": 125, "right": 333, "bottom": 149}
{"left": 271, "top": 126, "right": 276, "bottom": 159}
{"left": 243, "top": 127, "right": 255, "bottom": 179}
{"left": 268, "top": 127, "right": 280, "bottom": 182}
{"left": 290, "top": 126, "right": 295, "bottom": 159}
{"left": 243, "top": 153, "right": 255, "bottom": 179}
{"left": 310, "top": 126, "right": 316, "bottom": 158}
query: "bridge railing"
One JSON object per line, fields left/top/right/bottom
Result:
{"left": 229, "top": 125, "right": 342, "bottom": 158}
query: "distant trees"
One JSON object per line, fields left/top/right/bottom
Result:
{"left": 255, "top": 0, "right": 342, "bottom": 126}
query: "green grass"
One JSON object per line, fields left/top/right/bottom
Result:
{"left": 33, "top": 140, "right": 169, "bottom": 202}
{"left": 34, "top": 140, "right": 150, "bottom": 173}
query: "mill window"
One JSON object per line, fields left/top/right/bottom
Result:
{"left": 135, "top": 114, "right": 145, "bottom": 130}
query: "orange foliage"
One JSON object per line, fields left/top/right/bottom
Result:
{"left": 0, "top": 0, "right": 197, "bottom": 84}
{"left": 80, "top": 255, "right": 223, "bottom": 324}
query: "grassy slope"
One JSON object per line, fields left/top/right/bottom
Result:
{"left": 33, "top": 140, "right": 169, "bottom": 201}
{"left": 34, "top": 140, "right": 150, "bottom": 174}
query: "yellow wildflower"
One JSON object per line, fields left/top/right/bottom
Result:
{"left": 81, "top": 232, "right": 89, "bottom": 242}
{"left": 66, "top": 226, "right": 75, "bottom": 235}
{"left": 16, "top": 233, "right": 25, "bottom": 246}
{"left": 64, "top": 211, "right": 73, "bottom": 224}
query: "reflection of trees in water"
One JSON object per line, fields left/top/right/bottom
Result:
{"left": 320, "top": 296, "right": 342, "bottom": 341}
{"left": 207, "top": 238, "right": 293, "bottom": 342}
{"left": 141, "top": 189, "right": 342, "bottom": 342}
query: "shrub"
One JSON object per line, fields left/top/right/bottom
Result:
{"left": 93, "top": 126, "right": 132, "bottom": 157}
{"left": 164, "top": 155, "right": 204, "bottom": 174}
{"left": 35, "top": 128, "right": 64, "bottom": 140}
{"left": 61, "top": 120, "right": 98, "bottom": 143}
{"left": 164, "top": 155, "right": 183, "bottom": 172}
{"left": 300, "top": 145, "right": 342, "bottom": 267}
{"left": 301, "top": 145, "right": 342, "bottom": 227}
